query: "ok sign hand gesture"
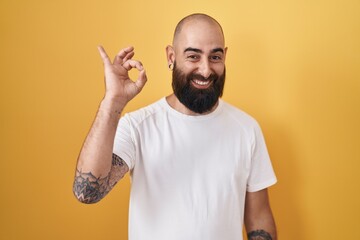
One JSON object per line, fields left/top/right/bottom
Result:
{"left": 97, "top": 46, "right": 147, "bottom": 106}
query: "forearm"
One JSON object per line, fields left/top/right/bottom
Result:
{"left": 244, "top": 189, "right": 277, "bottom": 240}
{"left": 77, "top": 98, "right": 124, "bottom": 175}
{"left": 245, "top": 210, "right": 276, "bottom": 240}
{"left": 73, "top": 97, "right": 126, "bottom": 203}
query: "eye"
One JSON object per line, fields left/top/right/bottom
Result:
{"left": 210, "top": 55, "right": 222, "bottom": 62}
{"left": 186, "top": 54, "right": 200, "bottom": 61}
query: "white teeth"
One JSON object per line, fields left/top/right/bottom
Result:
{"left": 193, "top": 80, "right": 210, "bottom": 86}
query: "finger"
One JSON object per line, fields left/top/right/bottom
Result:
{"left": 123, "top": 51, "right": 135, "bottom": 63}
{"left": 135, "top": 69, "right": 147, "bottom": 92}
{"left": 122, "top": 59, "right": 144, "bottom": 72}
{"left": 114, "top": 48, "right": 134, "bottom": 65}
{"left": 97, "top": 45, "right": 111, "bottom": 66}
{"left": 113, "top": 46, "right": 134, "bottom": 65}
{"left": 114, "top": 51, "right": 134, "bottom": 65}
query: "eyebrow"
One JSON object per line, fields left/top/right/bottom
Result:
{"left": 211, "top": 48, "right": 224, "bottom": 54}
{"left": 184, "top": 47, "right": 224, "bottom": 54}
{"left": 184, "top": 47, "right": 203, "bottom": 53}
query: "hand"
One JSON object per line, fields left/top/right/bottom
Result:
{"left": 97, "top": 45, "right": 147, "bottom": 105}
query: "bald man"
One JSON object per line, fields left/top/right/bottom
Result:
{"left": 73, "top": 14, "right": 277, "bottom": 240}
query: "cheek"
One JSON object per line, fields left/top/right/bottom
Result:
{"left": 214, "top": 64, "right": 225, "bottom": 75}
{"left": 181, "top": 63, "right": 198, "bottom": 74}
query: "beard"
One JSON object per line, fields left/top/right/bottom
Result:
{"left": 172, "top": 63, "right": 226, "bottom": 114}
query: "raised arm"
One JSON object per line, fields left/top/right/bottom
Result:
{"left": 244, "top": 189, "right": 277, "bottom": 240}
{"left": 73, "top": 46, "right": 147, "bottom": 204}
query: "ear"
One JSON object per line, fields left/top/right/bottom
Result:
{"left": 166, "top": 45, "right": 175, "bottom": 66}
{"left": 223, "top": 47, "right": 228, "bottom": 62}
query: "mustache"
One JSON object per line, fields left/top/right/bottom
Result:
{"left": 187, "top": 73, "right": 218, "bottom": 82}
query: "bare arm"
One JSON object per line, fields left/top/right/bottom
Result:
{"left": 244, "top": 189, "right": 277, "bottom": 240}
{"left": 73, "top": 153, "right": 128, "bottom": 203}
{"left": 73, "top": 46, "right": 147, "bottom": 204}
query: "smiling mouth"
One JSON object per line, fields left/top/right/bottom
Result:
{"left": 191, "top": 79, "right": 212, "bottom": 88}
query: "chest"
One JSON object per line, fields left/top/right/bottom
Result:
{"left": 133, "top": 116, "right": 253, "bottom": 186}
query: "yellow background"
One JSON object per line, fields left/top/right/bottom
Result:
{"left": 1, "top": 0, "right": 359, "bottom": 239}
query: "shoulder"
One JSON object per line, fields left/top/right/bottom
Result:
{"left": 220, "top": 100, "right": 260, "bottom": 129}
{"left": 121, "top": 98, "right": 167, "bottom": 127}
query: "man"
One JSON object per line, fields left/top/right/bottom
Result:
{"left": 73, "top": 13, "right": 277, "bottom": 240}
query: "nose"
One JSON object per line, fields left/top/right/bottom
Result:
{"left": 198, "top": 59, "right": 212, "bottom": 79}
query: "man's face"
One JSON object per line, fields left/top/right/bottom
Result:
{"left": 172, "top": 62, "right": 226, "bottom": 114}
{"left": 170, "top": 19, "right": 227, "bottom": 114}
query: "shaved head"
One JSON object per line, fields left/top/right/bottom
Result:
{"left": 166, "top": 14, "right": 227, "bottom": 114}
{"left": 172, "top": 13, "right": 225, "bottom": 46}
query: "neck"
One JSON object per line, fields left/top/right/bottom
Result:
{"left": 165, "top": 94, "right": 219, "bottom": 116}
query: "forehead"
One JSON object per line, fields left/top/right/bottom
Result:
{"left": 174, "top": 20, "right": 225, "bottom": 52}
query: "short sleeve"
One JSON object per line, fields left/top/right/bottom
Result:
{"left": 246, "top": 123, "right": 277, "bottom": 192}
{"left": 113, "top": 114, "right": 136, "bottom": 170}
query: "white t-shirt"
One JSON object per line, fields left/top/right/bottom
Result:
{"left": 113, "top": 98, "right": 277, "bottom": 240}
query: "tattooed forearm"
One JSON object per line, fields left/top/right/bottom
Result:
{"left": 247, "top": 229, "right": 273, "bottom": 240}
{"left": 73, "top": 153, "right": 129, "bottom": 204}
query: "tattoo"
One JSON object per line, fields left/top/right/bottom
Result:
{"left": 108, "top": 153, "right": 128, "bottom": 187}
{"left": 73, "top": 154, "right": 129, "bottom": 203}
{"left": 112, "top": 153, "right": 124, "bottom": 166}
{"left": 247, "top": 229, "right": 273, "bottom": 240}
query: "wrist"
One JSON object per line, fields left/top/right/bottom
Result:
{"left": 99, "top": 97, "right": 126, "bottom": 115}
